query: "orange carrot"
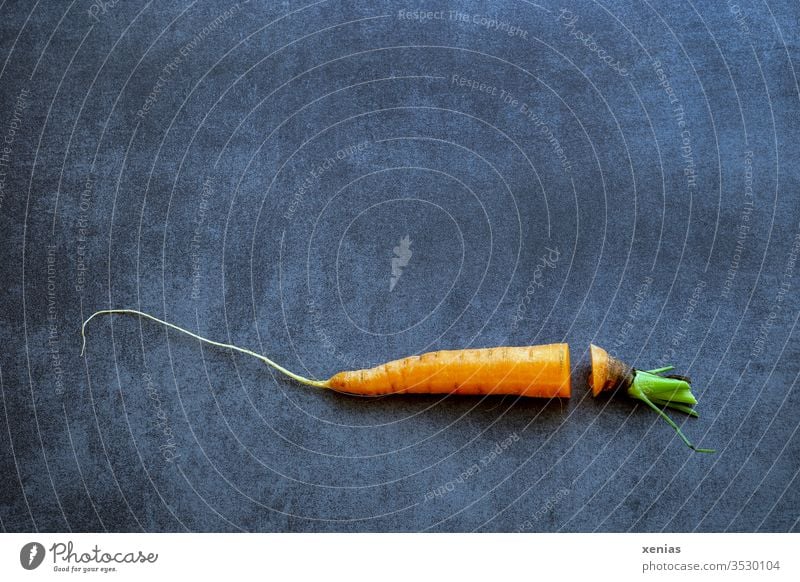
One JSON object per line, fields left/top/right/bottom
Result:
{"left": 81, "top": 310, "right": 570, "bottom": 398}
{"left": 328, "top": 344, "right": 571, "bottom": 397}
{"left": 80, "top": 311, "right": 713, "bottom": 451}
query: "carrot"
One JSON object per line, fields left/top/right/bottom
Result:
{"left": 589, "top": 344, "right": 714, "bottom": 453}
{"left": 80, "top": 311, "right": 712, "bottom": 452}
{"left": 328, "top": 344, "right": 570, "bottom": 397}
{"left": 81, "top": 310, "right": 570, "bottom": 398}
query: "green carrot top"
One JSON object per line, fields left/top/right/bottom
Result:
{"left": 627, "top": 367, "right": 715, "bottom": 453}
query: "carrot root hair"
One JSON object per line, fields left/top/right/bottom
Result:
{"left": 80, "top": 309, "right": 330, "bottom": 389}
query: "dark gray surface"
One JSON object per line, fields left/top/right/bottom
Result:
{"left": 0, "top": 0, "right": 798, "bottom": 532}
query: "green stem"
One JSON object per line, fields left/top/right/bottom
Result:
{"left": 627, "top": 368, "right": 714, "bottom": 453}
{"left": 636, "top": 393, "right": 714, "bottom": 453}
{"left": 81, "top": 309, "right": 330, "bottom": 389}
{"left": 645, "top": 366, "right": 675, "bottom": 375}
{"left": 650, "top": 400, "right": 699, "bottom": 417}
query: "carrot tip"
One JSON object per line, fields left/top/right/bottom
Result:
{"left": 79, "top": 309, "right": 331, "bottom": 389}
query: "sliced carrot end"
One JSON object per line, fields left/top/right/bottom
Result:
{"left": 589, "top": 344, "right": 632, "bottom": 396}
{"left": 589, "top": 344, "right": 608, "bottom": 397}
{"left": 561, "top": 342, "right": 572, "bottom": 398}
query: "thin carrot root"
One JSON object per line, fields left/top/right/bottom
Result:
{"left": 589, "top": 344, "right": 714, "bottom": 454}
{"left": 81, "top": 310, "right": 570, "bottom": 398}
{"left": 80, "top": 309, "right": 329, "bottom": 388}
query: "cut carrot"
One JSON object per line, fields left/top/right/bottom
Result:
{"left": 328, "top": 344, "right": 570, "bottom": 398}
{"left": 80, "top": 311, "right": 712, "bottom": 452}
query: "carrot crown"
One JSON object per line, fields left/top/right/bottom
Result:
{"left": 626, "top": 367, "right": 715, "bottom": 453}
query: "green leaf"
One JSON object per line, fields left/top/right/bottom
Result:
{"left": 626, "top": 368, "right": 713, "bottom": 453}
